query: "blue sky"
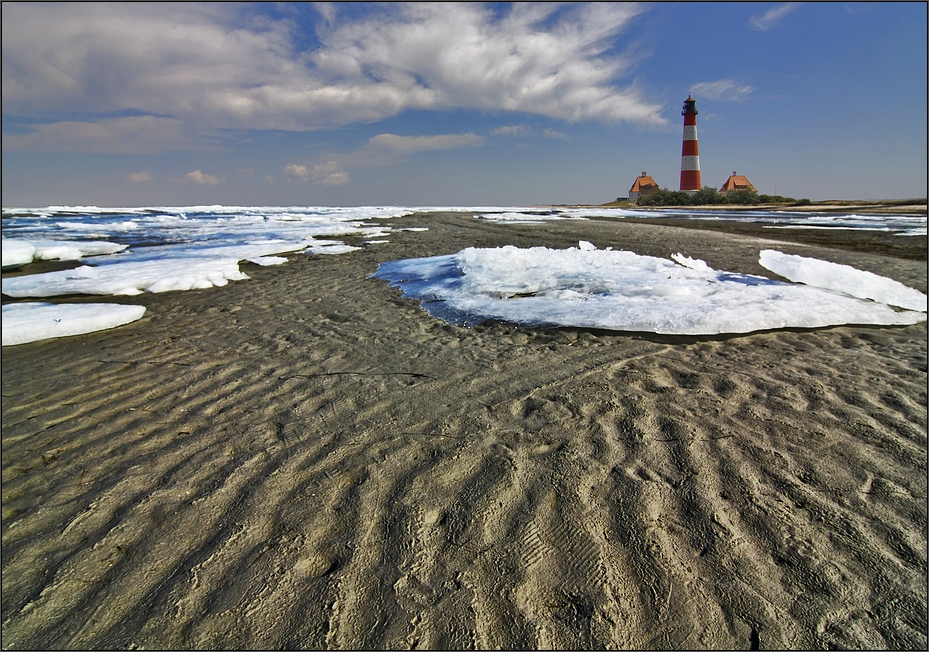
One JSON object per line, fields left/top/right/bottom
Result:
{"left": 2, "top": 2, "right": 926, "bottom": 207}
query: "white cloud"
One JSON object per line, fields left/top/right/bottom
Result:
{"left": 690, "top": 79, "right": 755, "bottom": 102}
{"left": 184, "top": 170, "right": 222, "bottom": 185}
{"left": 284, "top": 164, "right": 312, "bottom": 182}
{"left": 127, "top": 171, "right": 153, "bottom": 183}
{"left": 749, "top": 3, "right": 800, "bottom": 31}
{"left": 1, "top": 2, "right": 665, "bottom": 153}
{"left": 492, "top": 125, "right": 535, "bottom": 137}
{"left": 543, "top": 128, "right": 570, "bottom": 140}
{"left": 310, "top": 162, "right": 350, "bottom": 186}
{"left": 366, "top": 133, "right": 484, "bottom": 154}
{"left": 314, "top": 2, "right": 338, "bottom": 26}
{"left": 284, "top": 162, "right": 349, "bottom": 186}
{"left": 310, "top": 3, "right": 663, "bottom": 125}
{"left": 321, "top": 132, "right": 487, "bottom": 172}
{"left": 1, "top": 116, "right": 196, "bottom": 154}
{"left": 490, "top": 125, "right": 568, "bottom": 140}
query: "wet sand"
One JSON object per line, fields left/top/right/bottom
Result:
{"left": 2, "top": 213, "right": 926, "bottom": 649}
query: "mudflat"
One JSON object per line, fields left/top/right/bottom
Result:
{"left": 2, "top": 213, "right": 926, "bottom": 649}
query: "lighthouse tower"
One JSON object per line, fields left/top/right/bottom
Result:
{"left": 679, "top": 95, "right": 702, "bottom": 193}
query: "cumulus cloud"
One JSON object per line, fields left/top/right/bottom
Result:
{"left": 284, "top": 162, "right": 349, "bottom": 186}
{"left": 127, "top": 171, "right": 153, "bottom": 183}
{"left": 184, "top": 170, "right": 222, "bottom": 185}
{"left": 749, "top": 3, "right": 800, "bottom": 31}
{"left": 1, "top": 2, "right": 665, "bottom": 153}
{"left": 283, "top": 164, "right": 312, "bottom": 182}
{"left": 310, "top": 162, "right": 350, "bottom": 186}
{"left": 690, "top": 79, "right": 755, "bottom": 102}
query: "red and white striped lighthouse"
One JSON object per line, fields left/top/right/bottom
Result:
{"left": 679, "top": 95, "right": 702, "bottom": 193}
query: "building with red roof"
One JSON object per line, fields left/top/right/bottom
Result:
{"left": 628, "top": 172, "right": 660, "bottom": 202}
{"left": 719, "top": 171, "right": 757, "bottom": 196}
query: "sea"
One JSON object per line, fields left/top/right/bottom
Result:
{"left": 2, "top": 204, "right": 926, "bottom": 257}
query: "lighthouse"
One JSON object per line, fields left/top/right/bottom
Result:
{"left": 679, "top": 95, "right": 702, "bottom": 193}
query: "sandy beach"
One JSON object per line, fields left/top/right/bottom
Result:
{"left": 2, "top": 213, "right": 926, "bottom": 649}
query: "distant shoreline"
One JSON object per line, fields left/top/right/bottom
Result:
{"left": 2, "top": 200, "right": 927, "bottom": 215}
{"left": 548, "top": 199, "right": 929, "bottom": 215}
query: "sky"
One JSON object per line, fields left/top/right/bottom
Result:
{"left": 2, "top": 1, "right": 926, "bottom": 207}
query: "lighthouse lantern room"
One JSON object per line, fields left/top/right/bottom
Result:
{"left": 679, "top": 96, "right": 702, "bottom": 193}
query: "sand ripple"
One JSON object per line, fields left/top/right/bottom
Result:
{"left": 3, "top": 215, "right": 926, "bottom": 649}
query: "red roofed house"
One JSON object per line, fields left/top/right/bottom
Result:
{"left": 719, "top": 171, "right": 757, "bottom": 196}
{"left": 629, "top": 172, "right": 660, "bottom": 202}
